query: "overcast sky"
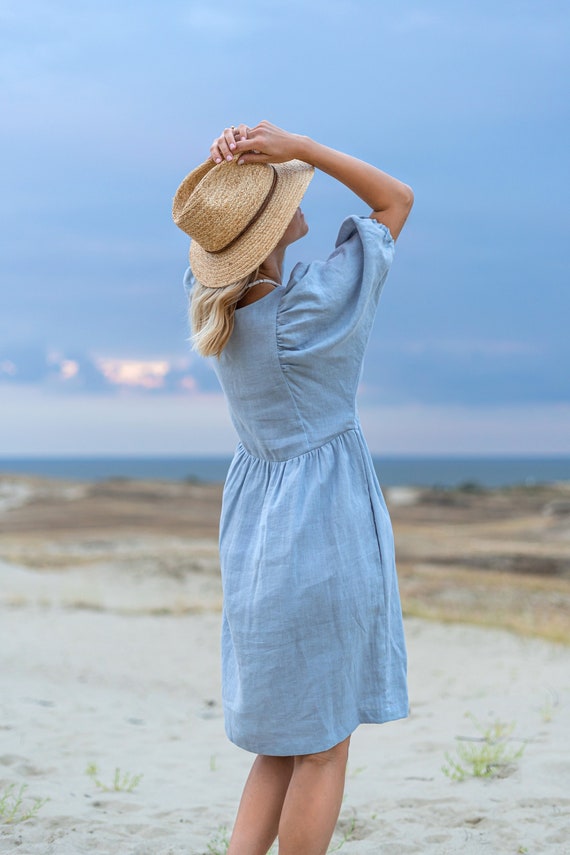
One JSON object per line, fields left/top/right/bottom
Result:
{"left": 1, "top": 0, "right": 569, "bottom": 455}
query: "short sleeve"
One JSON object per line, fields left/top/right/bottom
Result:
{"left": 277, "top": 215, "right": 395, "bottom": 354}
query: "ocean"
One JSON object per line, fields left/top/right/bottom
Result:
{"left": 0, "top": 456, "right": 569, "bottom": 488}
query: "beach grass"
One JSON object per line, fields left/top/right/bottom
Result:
{"left": 205, "top": 825, "right": 231, "bottom": 854}
{"left": 204, "top": 819, "right": 358, "bottom": 854}
{"left": 442, "top": 713, "right": 526, "bottom": 782}
{"left": 85, "top": 762, "right": 143, "bottom": 793}
{"left": 0, "top": 783, "right": 49, "bottom": 824}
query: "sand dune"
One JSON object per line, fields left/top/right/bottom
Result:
{"left": 0, "top": 474, "right": 569, "bottom": 853}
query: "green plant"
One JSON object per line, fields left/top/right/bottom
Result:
{"left": 347, "top": 763, "right": 366, "bottom": 779}
{"left": 203, "top": 815, "right": 357, "bottom": 854}
{"left": 442, "top": 712, "right": 525, "bottom": 781}
{"left": 538, "top": 689, "right": 559, "bottom": 723}
{"left": 205, "top": 825, "right": 230, "bottom": 855}
{"left": 203, "top": 825, "right": 280, "bottom": 855}
{"left": 329, "top": 815, "right": 357, "bottom": 851}
{"left": 0, "top": 783, "right": 49, "bottom": 824}
{"left": 85, "top": 762, "right": 143, "bottom": 792}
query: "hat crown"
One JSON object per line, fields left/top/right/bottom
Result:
{"left": 172, "top": 157, "right": 314, "bottom": 288}
{"left": 173, "top": 161, "right": 276, "bottom": 253}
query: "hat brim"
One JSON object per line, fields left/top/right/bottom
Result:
{"left": 187, "top": 159, "right": 314, "bottom": 288}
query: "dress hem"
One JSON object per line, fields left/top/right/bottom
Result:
{"left": 224, "top": 707, "right": 410, "bottom": 757}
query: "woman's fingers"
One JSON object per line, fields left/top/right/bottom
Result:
{"left": 233, "top": 122, "right": 297, "bottom": 163}
{"left": 232, "top": 131, "right": 263, "bottom": 165}
{"left": 209, "top": 125, "right": 252, "bottom": 163}
{"left": 209, "top": 121, "right": 293, "bottom": 165}
{"left": 223, "top": 127, "right": 237, "bottom": 155}
{"left": 209, "top": 138, "right": 224, "bottom": 164}
{"left": 210, "top": 127, "right": 239, "bottom": 163}
{"left": 217, "top": 128, "right": 235, "bottom": 162}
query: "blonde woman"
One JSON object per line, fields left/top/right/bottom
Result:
{"left": 173, "top": 120, "right": 413, "bottom": 855}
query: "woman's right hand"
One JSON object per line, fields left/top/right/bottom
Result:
{"left": 210, "top": 121, "right": 303, "bottom": 166}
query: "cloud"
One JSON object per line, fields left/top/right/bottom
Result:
{"left": 1, "top": 384, "right": 569, "bottom": 456}
{"left": 1, "top": 0, "right": 568, "bottom": 437}
{"left": 359, "top": 334, "right": 568, "bottom": 407}
{"left": 0, "top": 345, "right": 217, "bottom": 395}
{"left": 0, "top": 333, "right": 566, "bottom": 408}
{"left": 96, "top": 357, "right": 171, "bottom": 390}
{"left": 0, "top": 384, "right": 237, "bottom": 455}
{"left": 360, "top": 402, "right": 570, "bottom": 455}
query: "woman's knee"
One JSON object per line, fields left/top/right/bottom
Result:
{"left": 295, "top": 735, "right": 351, "bottom": 767}
{"left": 258, "top": 753, "right": 295, "bottom": 770}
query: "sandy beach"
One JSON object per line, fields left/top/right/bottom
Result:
{"left": 0, "top": 474, "right": 569, "bottom": 854}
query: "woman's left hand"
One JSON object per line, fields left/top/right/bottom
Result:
{"left": 210, "top": 124, "right": 251, "bottom": 164}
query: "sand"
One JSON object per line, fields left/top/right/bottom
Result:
{"left": 0, "top": 475, "right": 569, "bottom": 854}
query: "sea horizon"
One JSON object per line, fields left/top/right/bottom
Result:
{"left": 1, "top": 454, "right": 570, "bottom": 489}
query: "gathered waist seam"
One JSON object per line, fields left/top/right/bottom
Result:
{"left": 237, "top": 424, "right": 360, "bottom": 464}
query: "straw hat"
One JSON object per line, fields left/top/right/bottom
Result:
{"left": 172, "top": 157, "right": 314, "bottom": 288}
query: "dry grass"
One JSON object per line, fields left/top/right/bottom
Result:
{"left": 1, "top": 474, "right": 569, "bottom": 644}
{"left": 389, "top": 481, "right": 570, "bottom": 644}
{"left": 398, "top": 562, "right": 570, "bottom": 644}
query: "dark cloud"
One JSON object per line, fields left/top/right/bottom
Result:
{"left": 361, "top": 337, "right": 570, "bottom": 406}
{"left": 0, "top": 0, "right": 568, "bottom": 422}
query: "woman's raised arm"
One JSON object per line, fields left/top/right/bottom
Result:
{"left": 215, "top": 120, "right": 414, "bottom": 242}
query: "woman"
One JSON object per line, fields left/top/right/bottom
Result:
{"left": 173, "top": 120, "right": 413, "bottom": 855}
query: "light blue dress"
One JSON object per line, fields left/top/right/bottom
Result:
{"left": 183, "top": 215, "right": 408, "bottom": 756}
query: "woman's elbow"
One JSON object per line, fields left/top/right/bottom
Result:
{"left": 399, "top": 183, "right": 414, "bottom": 211}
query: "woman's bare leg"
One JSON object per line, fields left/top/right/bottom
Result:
{"left": 227, "top": 754, "right": 294, "bottom": 855}
{"left": 277, "top": 736, "right": 351, "bottom": 855}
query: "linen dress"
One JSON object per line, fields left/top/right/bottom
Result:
{"left": 183, "top": 214, "right": 409, "bottom": 756}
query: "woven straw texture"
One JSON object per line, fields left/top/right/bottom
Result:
{"left": 172, "top": 158, "right": 314, "bottom": 288}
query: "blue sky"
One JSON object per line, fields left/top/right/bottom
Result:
{"left": 1, "top": 0, "right": 569, "bottom": 455}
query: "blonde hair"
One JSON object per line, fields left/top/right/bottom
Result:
{"left": 189, "top": 268, "right": 260, "bottom": 358}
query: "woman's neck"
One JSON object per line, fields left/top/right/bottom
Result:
{"left": 258, "top": 247, "right": 286, "bottom": 285}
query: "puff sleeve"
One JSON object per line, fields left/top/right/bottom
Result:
{"left": 276, "top": 215, "right": 395, "bottom": 358}
{"left": 183, "top": 266, "right": 195, "bottom": 299}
